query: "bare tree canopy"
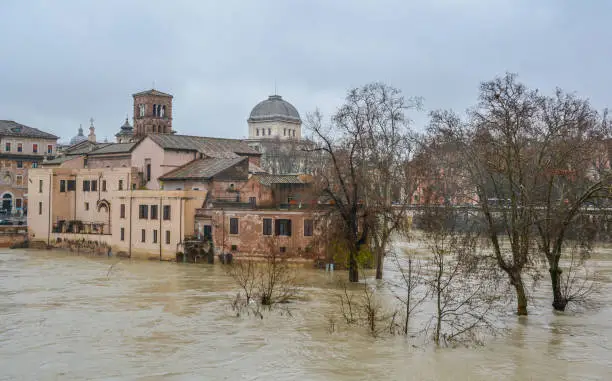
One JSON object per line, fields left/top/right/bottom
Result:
{"left": 307, "top": 82, "right": 420, "bottom": 282}
{"left": 426, "top": 73, "right": 612, "bottom": 315}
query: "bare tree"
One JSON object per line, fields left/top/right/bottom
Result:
{"left": 421, "top": 207, "right": 503, "bottom": 346}
{"left": 388, "top": 250, "right": 428, "bottom": 335}
{"left": 307, "top": 83, "right": 419, "bottom": 282}
{"left": 428, "top": 74, "right": 546, "bottom": 315}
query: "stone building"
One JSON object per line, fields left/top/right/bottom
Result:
{"left": 0, "top": 120, "right": 58, "bottom": 215}
{"left": 246, "top": 94, "right": 314, "bottom": 174}
{"left": 132, "top": 89, "right": 173, "bottom": 136}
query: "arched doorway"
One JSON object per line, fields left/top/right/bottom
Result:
{"left": 2, "top": 193, "right": 13, "bottom": 213}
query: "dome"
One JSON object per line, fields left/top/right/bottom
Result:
{"left": 69, "top": 125, "right": 87, "bottom": 145}
{"left": 115, "top": 117, "right": 134, "bottom": 137}
{"left": 248, "top": 95, "right": 301, "bottom": 124}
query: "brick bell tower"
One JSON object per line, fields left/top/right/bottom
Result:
{"left": 132, "top": 89, "right": 174, "bottom": 137}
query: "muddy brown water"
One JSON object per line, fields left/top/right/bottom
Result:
{"left": 0, "top": 247, "right": 611, "bottom": 380}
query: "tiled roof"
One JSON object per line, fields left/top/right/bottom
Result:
{"left": 255, "top": 174, "right": 311, "bottom": 186}
{"left": 87, "top": 142, "right": 136, "bottom": 155}
{"left": 249, "top": 162, "right": 268, "bottom": 174}
{"left": 159, "top": 156, "right": 246, "bottom": 180}
{"left": 43, "top": 156, "right": 80, "bottom": 165}
{"left": 64, "top": 141, "right": 110, "bottom": 155}
{"left": 146, "top": 134, "right": 260, "bottom": 158}
{"left": 132, "top": 89, "right": 173, "bottom": 98}
{"left": 0, "top": 120, "right": 58, "bottom": 139}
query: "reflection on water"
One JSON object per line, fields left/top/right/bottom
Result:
{"left": 0, "top": 248, "right": 611, "bottom": 380}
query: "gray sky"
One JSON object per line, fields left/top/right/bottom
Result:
{"left": 1, "top": 0, "right": 611, "bottom": 143}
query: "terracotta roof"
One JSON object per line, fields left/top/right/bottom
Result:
{"left": 255, "top": 174, "right": 312, "bottom": 186}
{"left": 87, "top": 142, "right": 136, "bottom": 155}
{"left": 146, "top": 134, "right": 260, "bottom": 158}
{"left": 132, "top": 89, "right": 173, "bottom": 98}
{"left": 0, "top": 120, "right": 58, "bottom": 139}
{"left": 159, "top": 156, "right": 247, "bottom": 181}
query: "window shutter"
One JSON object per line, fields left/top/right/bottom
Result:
{"left": 287, "top": 220, "right": 292, "bottom": 236}
{"left": 275, "top": 219, "right": 280, "bottom": 236}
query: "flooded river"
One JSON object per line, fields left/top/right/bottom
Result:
{"left": 1, "top": 248, "right": 611, "bottom": 380}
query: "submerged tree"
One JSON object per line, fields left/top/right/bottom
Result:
{"left": 427, "top": 73, "right": 611, "bottom": 314}
{"left": 307, "top": 82, "right": 419, "bottom": 282}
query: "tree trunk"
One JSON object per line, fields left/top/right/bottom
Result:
{"left": 349, "top": 251, "right": 359, "bottom": 282}
{"left": 375, "top": 246, "right": 384, "bottom": 280}
{"left": 511, "top": 272, "right": 528, "bottom": 316}
{"left": 550, "top": 266, "right": 567, "bottom": 311}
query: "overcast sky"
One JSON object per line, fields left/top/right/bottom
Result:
{"left": 1, "top": 0, "right": 610, "bottom": 143}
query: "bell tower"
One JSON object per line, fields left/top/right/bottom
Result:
{"left": 132, "top": 89, "right": 174, "bottom": 137}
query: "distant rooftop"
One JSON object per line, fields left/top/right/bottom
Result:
{"left": 132, "top": 89, "right": 173, "bottom": 98}
{"left": 146, "top": 134, "right": 260, "bottom": 158}
{"left": 159, "top": 157, "right": 247, "bottom": 181}
{"left": 0, "top": 120, "right": 58, "bottom": 140}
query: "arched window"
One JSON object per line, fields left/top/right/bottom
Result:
{"left": 153, "top": 104, "right": 157, "bottom": 117}
{"left": 161, "top": 105, "right": 165, "bottom": 118}
{"left": 256, "top": 128, "right": 259, "bottom": 136}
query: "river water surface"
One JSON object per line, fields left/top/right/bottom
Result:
{"left": 1, "top": 248, "right": 611, "bottom": 380}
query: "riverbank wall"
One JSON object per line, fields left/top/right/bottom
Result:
{"left": 0, "top": 226, "right": 28, "bottom": 248}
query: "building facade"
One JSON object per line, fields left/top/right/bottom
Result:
{"left": 133, "top": 89, "right": 173, "bottom": 136}
{"left": 0, "top": 120, "right": 58, "bottom": 215}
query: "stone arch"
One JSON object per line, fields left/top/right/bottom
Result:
{"left": 96, "top": 199, "right": 110, "bottom": 213}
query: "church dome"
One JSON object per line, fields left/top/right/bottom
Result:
{"left": 248, "top": 95, "right": 301, "bottom": 124}
{"left": 115, "top": 117, "right": 134, "bottom": 137}
{"left": 69, "top": 125, "right": 87, "bottom": 145}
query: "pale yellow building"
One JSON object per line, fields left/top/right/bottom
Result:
{"left": 27, "top": 167, "right": 206, "bottom": 260}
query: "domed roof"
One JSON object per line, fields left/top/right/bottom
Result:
{"left": 69, "top": 125, "right": 87, "bottom": 145}
{"left": 248, "top": 95, "right": 301, "bottom": 124}
{"left": 115, "top": 117, "right": 134, "bottom": 137}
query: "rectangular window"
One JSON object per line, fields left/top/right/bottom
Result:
{"left": 38, "top": 201, "right": 42, "bottom": 215}
{"left": 85, "top": 202, "right": 89, "bottom": 211}
{"left": 5, "top": 142, "right": 10, "bottom": 152}
{"left": 153, "top": 229, "right": 158, "bottom": 243}
{"left": 150, "top": 205, "right": 158, "bottom": 220}
{"left": 15, "top": 198, "right": 22, "bottom": 208}
{"left": 16, "top": 175, "right": 23, "bottom": 186}
{"left": 47, "top": 144, "right": 52, "bottom": 154}
{"left": 32, "top": 144, "right": 38, "bottom": 153}
{"left": 32, "top": 162, "right": 38, "bottom": 168}
{"left": 120, "top": 204, "right": 126, "bottom": 218}
{"left": 17, "top": 143, "right": 22, "bottom": 152}
{"left": 230, "top": 217, "right": 239, "bottom": 234}
{"left": 165, "top": 230, "right": 170, "bottom": 244}
{"left": 131, "top": 183, "right": 136, "bottom": 190}
{"left": 118, "top": 179, "right": 123, "bottom": 190}
{"left": 141, "top": 229, "right": 146, "bottom": 243}
{"left": 139, "top": 205, "right": 149, "bottom": 219}
{"left": 60, "top": 180, "right": 66, "bottom": 192}
{"left": 91, "top": 180, "right": 97, "bottom": 192}
{"left": 146, "top": 163, "right": 151, "bottom": 182}
{"left": 231, "top": 245, "right": 237, "bottom": 251}
{"left": 83, "top": 158, "right": 88, "bottom": 167}
{"left": 16, "top": 161, "right": 23, "bottom": 168}
{"left": 67, "top": 180, "right": 76, "bottom": 191}
{"left": 163, "top": 205, "right": 171, "bottom": 220}
{"left": 275, "top": 219, "right": 292, "bottom": 236}
{"left": 263, "top": 218, "right": 272, "bottom": 236}
{"left": 249, "top": 196, "right": 256, "bottom": 205}
{"left": 120, "top": 227, "right": 125, "bottom": 241}
{"left": 39, "top": 179, "right": 43, "bottom": 193}
{"left": 83, "top": 180, "right": 90, "bottom": 192}
{"left": 102, "top": 180, "right": 107, "bottom": 192}
{"left": 280, "top": 246, "right": 286, "bottom": 253}
{"left": 304, "top": 219, "right": 313, "bottom": 237}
